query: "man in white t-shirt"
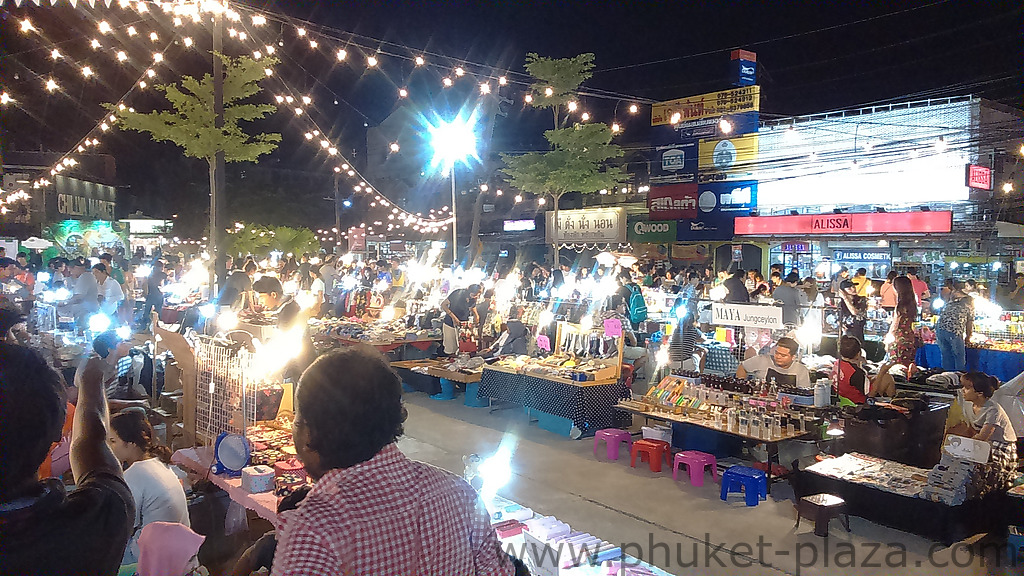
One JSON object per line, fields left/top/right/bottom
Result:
{"left": 736, "top": 337, "right": 811, "bottom": 388}
{"left": 93, "top": 263, "right": 124, "bottom": 317}
{"left": 67, "top": 257, "right": 99, "bottom": 327}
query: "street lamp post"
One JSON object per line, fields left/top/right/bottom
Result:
{"left": 428, "top": 114, "right": 479, "bottom": 267}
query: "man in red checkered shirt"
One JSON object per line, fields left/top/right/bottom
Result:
{"left": 271, "top": 346, "right": 516, "bottom": 576}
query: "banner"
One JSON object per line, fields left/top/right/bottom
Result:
{"left": 695, "top": 181, "right": 757, "bottom": 214}
{"left": 651, "top": 112, "right": 760, "bottom": 145}
{"left": 711, "top": 302, "right": 783, "bottom": 329}
{"left": 43, "top": 220, "right": 129, "bottom": 258}
{"left": 652, "top": 86, "right": 760, "bottom": 127}
{"left": 648, "top": 183, "right": 698, "bottom": 220}
{"left": 627, "top": 220, "right": 677, "bottom": 244}
{"left": 650, "top": 141, "right": 698, "bottom": 185}
{"left": 698, "top": 134, "right": 759, "bottom": 182}
{"left": 734, "top": 211, "right": 953, "bottom": 236}
{"left": 546, "top": 207, "right": 626, "bottom": 243}
{"left": 831, "top": 250, "right": 892, "bottom": 262}
{"left": 676, "top": 212, "right": 736, "bottom": 242}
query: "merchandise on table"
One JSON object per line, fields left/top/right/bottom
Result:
{"left": 493, "top": 353, "right": 619, "bottom": 382}
{"left": 310, "top": 316, "right": 441, "bottom": 345}
{"left": 805, "top": 452, "right": 930, "bottom": 498}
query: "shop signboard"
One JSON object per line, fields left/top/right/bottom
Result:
{"left": 695, "top": 181, "right": 757, "bottom": 214}
{"left": 42, "top": 220, "right": 129, "bottom": 257}
{"left": 677, "top": 211, "right": 736, "bottom": 242}
{"left": 711, "top": 302, "right": 783, "bottom": 329}
{"left": 779, "top": 242, "right": 810, "bottom": 252}
{"left": 651, "top": 112, "right": 760, "bottom": 145}
{"left": 730, "top": 49, "right": 757, "bottom": 87}
{"left": 670, "top": 244, "right": 708, "bottom": 261}
{"left": 697, "top": 134, "right": 759, "bottom": 182}
{"left": 648, "top": 183, "right": 698, "bottom": 220}
{"left": 734, "top": 211, "right": 953, "bottom": 236}
{"left": 348, "top": 227, "right": 366, "bottom": 251}
{"left": 503, "top": 219, "right": 537, "bottom": 232}
{"left": 650, "top": 141, "right": 698, "bottom": 185}
{"left": 965, "top": 164, "right": 993, "bottom": 190}
{"left": 545, "top": 207, "right": 625, "bottom": 243}
{"left": 832, "top": 250, "right": 891, "bottom": 262}
{"left": 49, "top": 176, "right": 117, "bottom": 221}
{"left": 627, "top": 220, "right": 677, "bottom": 244}
{"left": 651, "top": 86, "right": 760, "bottom": 127}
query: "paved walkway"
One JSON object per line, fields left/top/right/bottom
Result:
{"left": 399, "top": 392, "right": 1018, "bottom": 576}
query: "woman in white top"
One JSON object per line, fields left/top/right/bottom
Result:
{"left": 93, "top": 263, "right": 125, "bottom": 317}
{"left": 108, "top": 409, "right": 190, "bottom": 565}
{"left": 959, "top": 371, "right": 1018, "bottom": 489}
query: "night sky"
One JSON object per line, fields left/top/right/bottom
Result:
{"left": 2, "top": 0, "right": 1021, "bottom": 235}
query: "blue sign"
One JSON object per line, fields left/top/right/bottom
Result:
{"left": 650, "top": 140, "right": 698, "bottom": 185}
{"left": 832, "top": 250, "right": 892, "bottom": 262}
{"left": 676, "top": 212, "right": 735, "bottom": 241}
{"left": 696, "top": 181, "right": 757, "bottom": 214}
{"left": 732, "top": 59, "right": 757, "bottom": 87}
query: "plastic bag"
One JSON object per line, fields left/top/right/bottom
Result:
{"left": 224, "top": 500, "right": 248, "bottom": 536}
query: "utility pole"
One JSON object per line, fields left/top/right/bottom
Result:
{"left": 209, "top": 11, "right": 226, "bottom": 292}
{"left": 450, "top": 166, "right": 458, "bottom": 266}
{"left": 334, "top": 172, "right": 342, "bottom": 254}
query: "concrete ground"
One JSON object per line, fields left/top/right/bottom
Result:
{"left": 398, "top": 391, "right": 1019, "bottom": 576}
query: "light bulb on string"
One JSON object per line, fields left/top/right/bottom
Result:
{"left": 153, "top": 53, "right": 164, "bottom": 62}
{"left": 98, "top": 21, "right": 112, "bottom": 34}
{"left": 479, "top": 83, "right": 490, "bottom": 94}
{"left": 367, "top": 56, "right": 378, "bottom": 67}
{"left": 309, "top": 40, "right": 318, "bottom": 49}
{"left": 443, "top": 77, "right": 453, "bottom": 87}
{"left": 252, "top": 15, "right": 266, "bottom": 25}
{"left": 611, "top": 122, "right": 621, "bottom": 133}
{"left": 136, "top": 1, "right": 147, "bottom": 13}
{"left": 415, "top": 56, "right": 425, "bottom": 66}
{"left": 302, "top": 96, "right": 312, "bottom": 105}
{"left": 398, "top": 88, "right": 408, "bottom": 98}
{"left": 82, "top": 67, "right": 93, "bottom": 78}
{"left": 150, "top": 32, "right": 159, "bottom": 42}
{"left": 117, "top": 51, "right": 128, "bottom": 62}
{"left": 266, "top": 45, "right": 275, "bottom": 55}
{"left": 20, "top": 19, "right": 35, "bottom": 33}
{"left": 567, "top": 101, "right": 577, "bottom": 112}
{"left": 389, "top": 142, "right": 400, "bottom": 153}
{"left": 294, "top": 107, "right": 303, "bottom": 115}
{"left": 45, "top": 78, "right": 58, "bottom": 92}
{"left": 51, "top": 49, "right": 62, "bottom": 60}
{"left": 336, "top": 49, "right": 347, "bottom": 61}
{"left": 127, "top": 26, "right": 137, "bottom": 36}
{"left": 629, "top": 104, "right": 639, "bottom": 114}
{"left": 538, "top": 197, "right": 546, "bottom": 205}
{"left": 285, "top": 96, "right": 294, "bottom": 103}
{"left": 544, "top": 87, "right": 554, "bottom": 97}
{"left": 297, "top": 28, "right": 307, "bottom": 36}
{"left": 524, "top": 94, "right": 533, "bottom": 103}
{"left": 499, "top": 76, "right": 507, "bottom": 85}
{"left": 719, "top": 118, "right": 733, "bottom": 134}
{"left": 265, "top": 68, "right": 273, "bottom": 77}
{"left": 580, "top": 112, "right": 590, "bottom": 121}
{"left": 146, "top": 69, "right": 155, "bottom": 78}
{"left": 183, "top": 37, "right": 193, "bottom": 48}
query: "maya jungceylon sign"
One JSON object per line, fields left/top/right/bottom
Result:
{"left": 546, "top": 207, "right": 626, "bottom": 244}
{"left": 711, "top": 302, "right": 784, "bottom": 329}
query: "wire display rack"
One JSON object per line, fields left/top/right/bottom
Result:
{"left": 32, "top": 302, "right": 57, "bottom": 333}
{"left": 193, "top": 336, "right": 259, "bottom": 445}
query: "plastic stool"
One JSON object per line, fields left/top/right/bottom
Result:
{"left": 720, "top": 466, "right": 767, "bottom": 506}
{"left": 630, "top": 439, "right": 671, "bottom": 473}
{"left": 1008, "top": 526, "right": 1024, "bottom": 564}
{"left": 430, "top": 378, "right": 456, "bottom": 400}
{"left": 672, "top": 450, "right": 718, "bottom": 487}
{"left": 463, "top": 381, "right": 488, "bottom": 407}
{"left": 795, "top": 494, "right": 850, "bottom": 537}
{"left": 594, "top": 429, "right": 633, "bottom": 461}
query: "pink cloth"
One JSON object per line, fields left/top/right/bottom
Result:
{"left": 137, "top": 522, "right": 205, "bottom": 576}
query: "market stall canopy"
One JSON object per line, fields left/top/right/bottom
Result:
{"left": 19, "top": 236, "right": 53, "bottom": 249}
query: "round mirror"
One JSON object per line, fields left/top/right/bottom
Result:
{"left": 214, "top": 432, "right": 250, "bottom": 474}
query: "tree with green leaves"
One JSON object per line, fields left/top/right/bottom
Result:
{"left": 523, "top": 52, "right": 595, "bottom": 131}
{"left": 109, "top": 54, "right": 280, "bottom": 278}
{"left": 502, "top": 53, "right": 626, "bottom": 262}
{"left": 501, "top": 123, "right": 627, "bottom": 262}
{"left": 226, "top": 223, "right": 319, "bottom": 258}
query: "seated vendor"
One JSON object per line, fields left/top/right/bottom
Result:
{"left": 834, "top": 336, "right": 897, "bottom": 403}
{"left": 253, "top": 276, "right": 300, "bottom": 329}
{"left": 482, "top": 319, "right": 529, "bottom": 358}
{"left": 736, "top": 336, "right": 810, "bottom": 388}
{"left": 953, "top": 371, "right": 1018, "bottom": 488}
{"left": 600, "top": 295, "right": 649, "bottom": 384}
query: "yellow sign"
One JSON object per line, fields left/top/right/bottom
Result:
{"left": 651, "top": 86, "right": 760, "bottom": 127}
{"left": 698, "top": 134, "right": 759, "bottom": 179}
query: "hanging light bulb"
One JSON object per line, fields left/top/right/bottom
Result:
{"left": 45, "top": 78, "right": 58, "bottom": 92}
{"left": 415, "top": 56, "right": 425, "bottom": 66}
{"left": 127, "top": 26, "right": 137, "bottom": 36}
{"left": 670, "top": 112, "right": 681, "bottom": 124}
{"left": 139, "top": 80, "right": 148, "bottom": 89}
{"left": 98, "top": 21, "right": 112, "bottom": 34}
{"left": 146, "top": 69, "right": 155, "bottom": 78}
{"left": 297, "top": 28, "right": 307, "bottom": 36}
{"left": 443, "top": 77, "right": 453, "bottom": 87}
{"left": 629, "top": 104, "right": 639, "bottom": 114}
{"left": 499, "top": 76, "right": 507, "bottom": 85}
{"left": 117, "top": 51, "right": 128, "bottom": 62}
{"left": 183, "top": 37, "right": 194, "bottom": 47}
{"left": 544, "top": 87, "right": 554, "bottom": 97}
{"left": 389, "top": 142, "right": 400, "bottom": 152}
{"left": 398, "top": 88, "right": 408, "bottom": 98}
{"left": 580, "top": 112, "right": 590, "bottom": 121}
{"left": 150, "top": 32, "right": 159, "bottom": 42}
{"left": 611, "top": 122, "right": 621, "bottom": 133}
{"left": 538, "top": 197, "right": 547, "bottom": 205}
{"left": 524, "top": 94, "right": 533, "bottom": 103}
{"left": 90, "top": 39, "right": 101, "bottom": 49}
{"left": 567, "top": 101, "right": 578, "bottom": 112}
{"left": 480, "top": 83, "right": 491, "bottom": 94}
{"left": 51, "top": 49, "right": 62, "bottom": 60}
{"left": 252, "top": 15, "right": 266, "bottom": 25}
{"left": 82, "top": 67, "right": 93, "bottom": 77}
{"left": 514, "top": 194, "right": 523, "bottom": 203}
{"left": 153, "top": 53, "right": 164, "bottom": 63}
{"left": 20, "top": 19, "right": 35, "bottom": 33}
{"left": 719, "top": 118, "right": 733, "bottom": 134}
{"left": 309, "top": 40, "right": 318, "bottom": 49}
{"left": 336, "top": 49, "right": 347, "bottom": 61}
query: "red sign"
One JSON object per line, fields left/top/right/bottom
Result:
{"left": 648, "top": 183, "right": 698, "bottom": 220}
{"left": 966, "top": 164, "right": 993, "bottom": 190}
{"left": 348, "top": 227, "right": 366, "bottom": 251}
{"left": 735, "top": 211, "right": 953, "bottom": 236}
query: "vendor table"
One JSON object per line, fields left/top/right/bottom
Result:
{"left": 391, "top": 359, "right": 443, "bottom": 395}
{"left": 915, "top": 343, "right": 1024, "bottom": 383}
{"left": 332, "top": 336, "right": 440, "bottom": 359}
{"left": 479, "top": 366, "right": 626, "bottom": 436}
{"left": 615, "top": 403, "right": 813, "bottom": 493}
{"left": 172, "top": 447, "right": 279, "bottom": 523}
{"left": 792, "top": 457, "right": 1010, "bottom": 545}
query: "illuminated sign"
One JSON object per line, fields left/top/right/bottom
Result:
{"left": 648, "top": 183, "right": 698, "bottom": 220}
{"left": 503, "top": 219, "right": 537, "bottom": 232}
{"left": 652, "top": 86, "right": 760, "bottom": 126}
{"left": 966, "top": 164, "right": 993, "bottom": 190}
{"left": 546, "top": 208, "right": 626, "bottom": 243}
{"left": 734, "top": 211, "right": 953, "bottom": 235}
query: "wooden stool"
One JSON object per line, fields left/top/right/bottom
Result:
{"left": 795, "top": 493, "right": 850, "bottom": 537}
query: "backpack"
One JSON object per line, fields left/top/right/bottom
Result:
{"left": 627, "top": 284, "right": 648, "bottom": 324}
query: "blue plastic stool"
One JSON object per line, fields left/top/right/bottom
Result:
{"left": 463, "top": 381, "right": 489, "bottom": 407}
{"left": 1008, "top": 526, "right": 1024, "bottom": 564}
{"left": 720, "top": 466, "right": 767, "bottom": 506}
{"left": 430, "top": 378, "right": 456, "bottom": 400}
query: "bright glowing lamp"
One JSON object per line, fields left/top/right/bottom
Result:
{"left": 199, "top": 304, "right": 218, "bottom": 318}
{"left": 580, "top": 315, "right": 594, "bottom": 331}
{"left": 37, "top": 271, "right": 52, "bottom": 283}
{"left": 595, "top": 251, "right": 617, "bottom": 268}
{"left": 538, "top": 309, "right": 555, "bottom": 326}
{"left": 115, "top": 325, "right": 132, "bottom": 340}
{"left": 218, "top": 310, "right": 239, "bottom": 330}
{"left": 478, "top": 445, "right": 513, "bottom": 500}
{"left": 428, "top": 113, "right": 479, "bottom": 265}
{"left": 89, "top": 314, "right": 112, "bottom": 333}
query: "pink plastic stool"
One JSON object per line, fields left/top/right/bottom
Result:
{"left": 593, "top": 429, "right": 633, "bottom": 461}
{"left": 630, "top": 439, "right": 671, "bottom": 472}
{"left": 672, "top": 450, "right": 718, "bottom": 487}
